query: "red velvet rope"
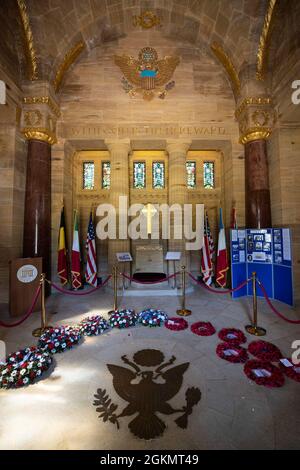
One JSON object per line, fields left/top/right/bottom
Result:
{"left": 0, "top": 285, "right": 41, "bottom": 328}
{"left": 257, "top": 280, "right": 300, "bottom": 324}
{"left": 50, "top": 275, "right": 112, "bottom": 296}
{"left": 188, "top": 272, "right": 250, "bottom": 294}
{"left": 120, "top": 272, "right": 179, "bottom": 285}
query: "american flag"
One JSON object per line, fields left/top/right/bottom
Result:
{"left": 201, "top": 211, "right": 215, "bottom": 285}
{"left": 85, "top": 211, "right": 97, "bottom": 287}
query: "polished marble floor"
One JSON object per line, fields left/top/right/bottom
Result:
{"left": 0, "top": 286, "right": 300, "bottom": 450}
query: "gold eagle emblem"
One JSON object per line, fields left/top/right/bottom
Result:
{"left": 114, "top": 47, "right": 180, "bottom": 101}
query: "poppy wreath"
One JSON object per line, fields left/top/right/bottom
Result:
{"left": 278, "top": 358, "right": 300, "bottom": 383}
{"left": 191, "top": 321, "right": 216, "bottom": 337}
{"left": 165, "top": 317, "right": 188, "bottom": 331}
{"left": 79, "top": 316, "right": 110, "bottom": 336}
{"left": 109, "top": 309, "right": 138, "bottom": 329}
{"left": 216, "top": 342, "right": 249, "bottom": 363}
{"left": 38, "top": 326, "right": 82, "bottom": 353}
{"left": 0, "top": 346, "right": 53, "bottom": 389}
{"left": 138, "top": 309, "right": 168, "bottom": 327}
{"left": 244, "top": 359, "right": 285, "bottom": 387}
{"left": 218, "top": 328, "right": 246, "bottom": 345}
{"left": 248, "top": 340, "right": 282, "bottom": 362}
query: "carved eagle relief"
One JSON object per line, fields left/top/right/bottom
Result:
{"left": 114, "top": 47, "right": 180, "bottom": 100}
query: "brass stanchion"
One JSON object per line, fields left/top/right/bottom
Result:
{"left": 32, "top": 273, "right": 52, "bottom": 337}
{"left": 176, "top": 265, "right": 192, "bottom": 316}
{"left": 108, "top": 265, "right": 118, "bottom": 315}
{"left": 245, "top": 272, "right": 266, "bottom": 336}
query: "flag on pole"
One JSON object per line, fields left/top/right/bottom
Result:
{"left": 71, "top": 210, "right": 82, "bottom": 289}
{"left": 57, "top": 207, "right": 68, "bottom": 285}
{"left": 201, "top": 211, "right": 214, "bottom": 285}
{"left": 216, "top": 208, "right": 229, "bottom": 287}
{"left": 231, "top": 206, "right": 238, "bottom": 229}
{"left": 85, "top": 211, "right": 97, "bottom": 287}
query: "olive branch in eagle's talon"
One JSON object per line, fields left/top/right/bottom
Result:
{"left": 93, "top": 388, "right": 120, "bottom": 429}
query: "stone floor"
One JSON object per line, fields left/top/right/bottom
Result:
{"left": 0, "top": 286, "right": 300, "bottom": 450}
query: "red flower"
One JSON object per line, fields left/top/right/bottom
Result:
{"left": 244, "top": 359, "right": 284, "bottom": 387}
{"left": 248, "top": 340, "right": 282, "bottom": 362}
{"left": 218, "top": 328, "right": 246, "bottom": 345}
{"left": 191, "top": 321, "right": 216, "bottom": 337}
{"left": 165, "top": 317, "right": 188, "bottom": 331}
{"left": 278, "top": 358, "right": 300, "bottom": 383}
{"left": 216, "top": 343, "right": 249, "bottom": 363}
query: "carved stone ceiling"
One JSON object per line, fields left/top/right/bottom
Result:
{"left": 23, "top": 0, "right": 268, "bottom": 83}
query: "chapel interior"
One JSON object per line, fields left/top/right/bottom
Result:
{"left": 0, "top": 0, "right": 300, "bottom": 451}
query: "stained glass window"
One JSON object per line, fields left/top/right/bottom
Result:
{"left": 153, "top": 162, "right": 165, "bottom": 189}
{"left": 102, "top": 162, "right": 111, "bottom": 189}
{"left": 186, "top": 161, "right": 196, "bottom": 188}
{"left": 83, "top": 162, "right": 94, "bottom": 190}
{"left": 203, "top": 162, "right": 214, "bottom": 189}
{"left": 133, "top": 162, "right": 146, "bottom": 189}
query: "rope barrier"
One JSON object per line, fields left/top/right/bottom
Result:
{"left": 0, "top": 284, "right": 41, "bottom": 328}
{"left": 49, "top": 275, "right": 112, "bottom": 296}
{"left": 257, "top": 279, "right": 300, "bottom": 324}
{"left": 188, "top": 272, "right": 250, "bottom": 294}
{"left": 120, "top": 272, "right": 180, "bottom": 285}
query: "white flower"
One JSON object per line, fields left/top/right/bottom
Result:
{"left": 2, "top": 369, "right": 8, "bottom": 375}
{"left": 23, "top": 377, "right": 29, "bottom": 384}
{"left": 11, "top": 370, "right": 17, "bottom": 377}
{"left": 55, "top": 342, "right": 60, "bottom": 347}
{"left": 20, "top": 369, "right": 26, "bottom": 375}
{"left": 36, "top": 370, "right": 41, "bottom": 376}
{"left": 62, "top": 343, "right": 66, "bottom": 349}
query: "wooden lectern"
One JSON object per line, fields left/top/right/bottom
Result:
{"left": 9, "top": 257, "right": 42, "bottom": 317}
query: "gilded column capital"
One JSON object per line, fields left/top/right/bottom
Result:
{"left": 235, "top": 96, "right": 276, "bottom": 145}
{"left": 20, "top": 83, "right": 60, "bottom": 145}
{"left": 166, "top": 140, "right": 191, "bottom": 154}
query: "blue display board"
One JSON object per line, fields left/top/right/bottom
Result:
{"left": 230, "top": 228, "right": 293, "bottom": 306}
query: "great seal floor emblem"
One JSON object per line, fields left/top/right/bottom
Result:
{"left": 93, "top": 349, "right": 201, "bottom": 440}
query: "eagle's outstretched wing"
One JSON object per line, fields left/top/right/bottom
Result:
{"left": 160, "top": 362, "right": 189, "bottom": 401}
{"left": 155, "top": 56, "right": 180, "bottom": 86}
{"left": 107, "top": 364, "right": 137, "bottom": 403}
{"left": 114, "top": 55, "right": 141, "bottom": 86}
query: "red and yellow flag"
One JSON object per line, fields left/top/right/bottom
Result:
{"left": 57, "top": 207, "right": 68, "bottom": 285}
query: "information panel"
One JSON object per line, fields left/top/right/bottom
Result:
{"left": 230, "top": 228, "right": 293, "bottom": 306}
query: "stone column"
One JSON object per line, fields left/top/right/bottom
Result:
{"left": 236, "top": 96, "right": 276, "bottom": 228}
{"left": 105, "top": 140, "right": 131, "bottom": 278}
{"left": 20, "top": 83, "right": 59, "bottom": 289}
{"left": 167, "top": 141, "right": 191, "bottom": 276}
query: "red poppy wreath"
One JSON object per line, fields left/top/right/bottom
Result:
{"left": 216, "top": 343, "right": 249, "bottom": 363}
{"left": 191, "top": 321, "right": 216, "bottom": 337}
{"left": 244, "top": 359, "right": 285, "bottom": 387}
{"left": 248, "top": 340, "right": 282, "bottom": 362}
{"left": 278, "top": 358, "right": 300, "bottom": 383}
{"left": 165, "top": 317, "right": 188, "bottom": 331}
{"left": 218, "top": 328, "right": 246, "bottom": 345}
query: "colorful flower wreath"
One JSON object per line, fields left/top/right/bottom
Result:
{"left": 248, "top": 340, "right": 282, "bottom": 362}
{"left": 0, "top": 346, "right": 53, "bottom": 389}
{"left": 79, "top": 316, "right": 110, "bottom": 336}
{"left": 109, "top": 309, "right": 137, "bottom": 329}
{"left": 138, "top": 309, "right": 168, "bottom": 327}
{"left": 38, "top": 326, "right": 82, "bottom": 353}
{"left": 218, "top": 328, "right": 246, "bottom": 345}
{"left": 191, "top": 321, "right": 216, "bottom": 337}
{"left": 244, "top": 359, "right": 285, "bottom": 387}
{"left": 278, "top": 358, "right": 300, "bottom": 383}
{"left": 216, "top": 343, "right": 249, "bottom": 363}
{"left": 165, "top": 317, "right": 188, "bottom": 331}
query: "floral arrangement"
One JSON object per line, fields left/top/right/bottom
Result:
{"left": 218, "top": 328, "right": 246, "bottom": 345}
{"left": 0, "top": 346, "right": 53, "bottom": 389}
{"left": 165, "top": 317, "right": 188, "bottom": 331}
{"left": 138, "top": 309, "right": 168, "bottom": 327}
{"left": 38, "top": 326, "right": 82, "bottom": 353}
{"left": 191, "top": 321, "right": 216, "bottom": 337}
{"left": 79, "top": 316, "right": 110, "bottom": 336}
{"left": 109, "top": 309, "right": 137, "bottom": 329}
{"left": 216, "top": 343, "right": 249, "bottom": 363}
{"left": 248, "top": 340, "right": 282, "bottom": 362}
{"left": 244, "top": 359, "right": 285, "bottom": 387}
{"left": 278, "top": 358, "right": 300, "bottom": 383}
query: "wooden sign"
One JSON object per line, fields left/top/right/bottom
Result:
{"left": 9, "top": 257, "right": 42, "bottom": 317}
